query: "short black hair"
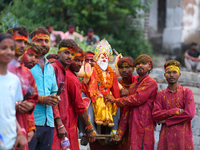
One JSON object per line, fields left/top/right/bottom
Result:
{"left": 46, "top": 54, "right": 58, "bottom": 60}
{"left": 58, "top": 39, "right": 78, "bottom": 52}
{"left": 26, "top": 42, "right": 43, "bottom": 56}
{"left": 30, "top": 27, "right": 49, "bottom": 39}
{"left": 68, "top": 24, "right": 75, "bottom": 29}
{"left": 0, "top": 33, "right": 14, "bottom": 43}
{"left": 76, "top": 47, "right": 85, "bottom": 57}
{"left": 85, "top": 51, "right": 95, "bottom": 55}
{"left": 46, "top": 25, "right": 52, "bottom": 30}
{"left": 191, "top": 42, "right": 197, "bottom": 47}
{"left": 87, "top": 28, "right": 94, "bottom": 32}
{"left": 117, "top": 57, "right": 134, "bottom": 68}
{"left": 164, "top": 60, "right": 180, "bottom": 70}
{"left": 7, "top": 26, "right": 28, "bottom": 37}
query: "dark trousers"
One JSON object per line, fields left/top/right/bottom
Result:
{"left": 29, "top": 125, "right": 54, "bottom": 150}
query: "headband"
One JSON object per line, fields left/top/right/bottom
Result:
{"left": 48, "top": 58, "right": 57, "bottom": 62}
{"left": 75, "top": 53, "right": 83, "bottom": 57}
{"left": 165, "top": 65, "right": 180, "bottom": 72}
{"left": 86, "top": 53, "right": 94, "bottom": 56}
{"left": 31, "top": 34, "right": 49, "bottom": 41}
{"left": 12, "top": 35, "right": 28, "bottom": 42}
{"left": 59, "top": 47, "right": 75, "bottom": 52}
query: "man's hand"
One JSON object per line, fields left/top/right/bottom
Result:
{"left": 28, "top": 131, "right": 34, "bottom": 142}
{"left": 55, "top": 118, "right": 67, "bottom": 138}
{"left": 13, "top": 134, "right": 27, "bottom": 150}
{"left": 19, "top": 101, "right": 34, "bottom": 113}
{"left": 86, "top": 130, "right": 96, "bottom": 143}
{"left": 104, "top": 94, "right": 115, "bottom": 103}
{"left": 15, "top": 101, "right": 21, "bottom": 111}
{"left": 158, "top": 120, "right": 166, "bottom": 125}
{"left": 42, "top": 95, "right": 59, "bottom": 106}
{"left": 120, "top": 89, "right": 129, "bottom": 97}
{"left": 112, "top": 134, "right": 122, "bottom": 142}
{"left": 57, "top": 127, "right": 67, "bottom": 138}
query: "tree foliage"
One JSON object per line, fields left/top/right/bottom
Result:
{"left": 0, "top": 0, "right": 153, "bottom": 58}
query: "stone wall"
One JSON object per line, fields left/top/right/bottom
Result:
{"left": 162, "top": 0, "right": 200, "bottom": 54}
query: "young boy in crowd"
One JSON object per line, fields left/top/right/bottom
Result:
{"left": 21, "top": 42, "right": 42, "bottom": 69}
{"left": 0, "top": 33, "right": 27, "bottom": 150}
{"left": 51, "top": 39, "right": 77, "bottom": 149}
{"left": 65, "top": 47, "right": 96, "bottom": 149}
{"left": 7, "top": 26, "right": 39, "bottom": 149}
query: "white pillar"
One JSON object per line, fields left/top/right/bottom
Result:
{"left": 162, "top": 0, "right": 200, "bottom": 54}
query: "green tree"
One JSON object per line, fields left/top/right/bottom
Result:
{"left": 0, "top": 0, "right": 152, "bottom": 58}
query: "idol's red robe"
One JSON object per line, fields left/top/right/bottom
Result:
{"left": 152, "top": 85, "right": 195, "bottom": 150}
{"left": 81, "top": 73, "right": 119, "bottom": 150}
{"left": 65, "top": 67, "right": 86, "bottom": 150}
{"left": 8, "top": 60, "right": 38, "bottom": 150}
{"left": 116, "top": 75, "right": 158, "bottom": 150}
{"left": 51, "top": 60, "right": 69, "bottom": 150}
{"left": 87, "top": 66, "right": 120, "bottom": 150}
{"left": 117, "top": 75, "right": 137, "bottom": 150}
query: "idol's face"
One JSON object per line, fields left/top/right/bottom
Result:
{"left": 97, "top": 53, "right": 108, "bottom": 71}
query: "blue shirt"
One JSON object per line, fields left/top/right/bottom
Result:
{"left": 31, "top": 58, "right": 58, "bottom": 127}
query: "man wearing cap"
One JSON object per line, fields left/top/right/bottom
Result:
{"left": 105, "top": 54, "right": 158, "bottom": 150}
{"left": 152, "top": 60, "right": 195, "bottom": 150}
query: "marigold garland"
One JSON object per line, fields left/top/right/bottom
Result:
{"left": 94, "top": 64, "right": 114, "bottom": 89}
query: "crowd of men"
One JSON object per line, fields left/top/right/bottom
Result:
{"left": 0, "top": 25, "right": 196, "bottom": 150}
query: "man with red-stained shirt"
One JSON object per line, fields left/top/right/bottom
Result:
{"left": 51, "top": 39, "right": 77, "bottom": 150}
{"left": 21, "top": 42, "right": 43, "bottom": 143}
{"left": 81, "top": 51, "right": 95, "bottom": 97}
{"left": 7, "top": 26, "right": 39, "bottom": 150}
{"left": 85, "top": 51, "right": 96, "bottom": 67}
{"left": 105, "top": 54, "right": 158, "bottom": 150}
{"left": 117, "top": 57, "right": 137, "bottom": 97}
{"left": 116, "top": 57, "right": 137, "bottom": 150}
{"left": 152, "top": 60, "right": 195, "bottom": 150}
{"left": 21, "top": 42, "right": 42, "bottom": 69}
{"left": 79, "top": 51, "right": 96, "bottom": 146}
{"left": 64, "top": 48, "right": 96, "bottom": 150}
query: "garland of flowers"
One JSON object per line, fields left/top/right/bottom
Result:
{"left": 94, "top": 64, "right": 114, "bottom": 89}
